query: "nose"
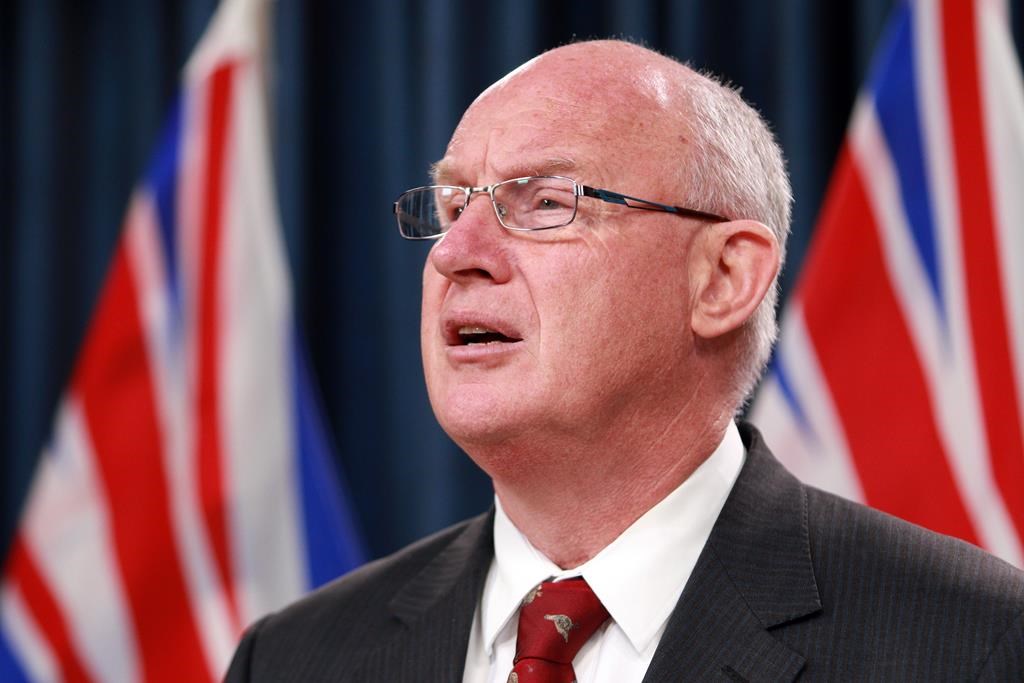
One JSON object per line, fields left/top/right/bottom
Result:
{"left": 428, "top": 190, "right": 512, "bottom": 284}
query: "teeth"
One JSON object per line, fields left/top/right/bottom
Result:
{"left": 459, "top": 325, "right": 495, "bottom": 335}
{"left": 454, "top": 323, "right": 522, "bottom": 346}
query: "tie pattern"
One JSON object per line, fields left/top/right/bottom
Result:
{"left": 508, "top": 578, "right": 610, "bottom": 683}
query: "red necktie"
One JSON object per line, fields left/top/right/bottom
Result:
{"left": 508, "top": 578, "right": 610, "bottom": 683}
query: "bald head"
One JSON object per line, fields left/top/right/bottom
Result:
{"left": 474, "top": 40, "right": 687, "bottom": 109}
{"left": 445, "top": 42, "right": 695, "bottom": 186}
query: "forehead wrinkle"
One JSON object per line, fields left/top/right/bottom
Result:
{"left": 492, "top": 156, "right": 580, "bottom": 181}
{"left": 432, "top": 152, "right": 587, "bottom": 187}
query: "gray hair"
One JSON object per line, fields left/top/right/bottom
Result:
{"left": 673, "top": 70, "right": 793, "bottom": 405}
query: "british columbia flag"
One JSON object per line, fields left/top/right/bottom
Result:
{"left": 752, "top": 0, "right": 1024, "bottom": 567}
{"left": 0, "top": 1, "right": 364, "bottom": 680}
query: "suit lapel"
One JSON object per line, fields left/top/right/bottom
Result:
{"left": 352, "top": 510, "right": 495, "bottom": 681}
{"left": 346, "top": 424, "right": 818, "bottom": 681}
{"left": 644, "top": 423, "right": 821, "bottom": 682}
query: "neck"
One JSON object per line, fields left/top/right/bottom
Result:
{"left": 489, "top": 411, "right": 732, "bottom": 569}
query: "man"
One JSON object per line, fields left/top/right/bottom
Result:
{"left": 226, "top": 40, "right": 1024, "bottom": 681}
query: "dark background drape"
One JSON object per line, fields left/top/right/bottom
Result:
{"left": 2, "top": 1, "right": 1022, "bottom": 561}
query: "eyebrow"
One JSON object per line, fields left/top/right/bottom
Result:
{"left": 429, "top": 159, "right": 455, "bottom": 185}
{"left": 429, "top": 156, "right": 580, "bottom": 186}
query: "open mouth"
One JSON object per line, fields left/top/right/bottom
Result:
{"left": 455, "top": 325, "right": 523, "bottom": 346}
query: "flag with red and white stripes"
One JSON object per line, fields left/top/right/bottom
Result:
{"left": 752, "top": 0, "right": 1024, "bottom": 567}
{"left": 0, "top": 1, "right": 364, "bottom": 680}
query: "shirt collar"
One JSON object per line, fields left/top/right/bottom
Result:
{"left": 482, "top": 422, "right": 745, "bottom": 656}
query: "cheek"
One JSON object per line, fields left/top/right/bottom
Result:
{"left": 420, "top": 268, "right": 448, "bottom": 373}
{"left": 420, "top": 263, "right": 445, "bottom": 324}
{"left": 558, "top": 243, "right": 692, "bottom": 369}
{"left": 531, "top": 257, "right": 626, "bottom": 376}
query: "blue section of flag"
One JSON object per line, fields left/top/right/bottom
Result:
{"left": 0, "top": 628, "right": 30, "bottom": 683}
{"left": 869, "top": 2, "right": 945, "bottom": 316}
{"left": 145, "top": 96, "right": 183, "bottom": 319}
{"left": 768, "top": 354, "right": 814, "bottom": 440}
{"left": 291, "top": 329, "right": 366, "bottom": 588}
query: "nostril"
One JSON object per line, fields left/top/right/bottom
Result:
{"left": 460, "top": 267, "right": 493, "bottom": 280}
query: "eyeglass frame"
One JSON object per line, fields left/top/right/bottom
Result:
{"left": 392, "top": 175, "right": 730, "bottom": 240}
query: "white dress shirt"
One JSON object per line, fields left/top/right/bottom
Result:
{"left": 461, "top": 422, "right": 745, "bottom": 683}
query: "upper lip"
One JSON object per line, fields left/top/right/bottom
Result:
{"left": 442, "top": 315, "right": 524, "bottom": 346}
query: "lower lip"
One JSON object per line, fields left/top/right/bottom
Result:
{"left": 445, "top": 340, "right": 524, "bottom": 363}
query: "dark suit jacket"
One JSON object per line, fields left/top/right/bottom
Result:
{"left": 226, "top": 423, "right": 1024, "bottom": 681}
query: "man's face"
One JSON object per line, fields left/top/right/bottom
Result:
{"left": 420, "top": 60, "right": 704, "bottom": 460}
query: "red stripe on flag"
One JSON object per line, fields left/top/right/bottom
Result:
{"left": 73, "top": 248, "right": 210, "bottom": 682}
{"left": 942, "top": 0, "right": 1024, "bottom": 540}
{"left": 800, "top": 147, "right": 980, "bottom": 544}
{"left": 7, "top": 537, "right": 91, "bottom": 682}
{"left": 196, "top": 62, "right": 241, "bottom": 633}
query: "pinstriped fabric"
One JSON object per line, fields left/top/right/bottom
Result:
{"left": 650, "top": 424, "right": 1024, "bottom": 682}
{"left": 777, "top": 485, "right": 1024, "bottom": 681}
{"left": 225, "top": 512, "right": 493, "bottom": 682}
{"left": 977, "top": 613, "right": 1024, "bottom": 681}
{"left": 226, "top": 423, "right": 1024, "bottom": 682}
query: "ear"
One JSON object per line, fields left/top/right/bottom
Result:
{"left": 689, "top": 220, "right": 780, "bottom": 340}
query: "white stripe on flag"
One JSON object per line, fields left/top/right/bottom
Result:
{"left": 221, "top": 60, "right": 305, "bottom": 624}
{"left": 178, "top": 71, "right": 206, "bottom": 343}
{"left": 978, "top": 0, "right": 1024, "bottom": 442}
{"left": 23, "top": 398, "right": 141, "bottom": 682}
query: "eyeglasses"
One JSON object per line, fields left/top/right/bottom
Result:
{"left": 392, "top": 175, "right": 729, "bottom": 240}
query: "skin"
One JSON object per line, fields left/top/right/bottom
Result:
{"left": 420, "top": 41, "right": 780, "bottom": 568}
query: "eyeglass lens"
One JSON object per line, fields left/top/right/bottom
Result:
{"left": 396, "top": 176, "right": 578, "bottom": 238}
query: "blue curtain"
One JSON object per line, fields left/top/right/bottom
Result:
{"left": 3, "top": 0, "right": 1022, "bottom": 560}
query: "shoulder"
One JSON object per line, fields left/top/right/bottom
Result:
{"left": 737, "top": 420, "right": 1024, "bottom": 597}
{"left": 290, "top": 511, "right": 489, "bottom": 615}
{"left": 803, "top": 484, "right": 1024, "bottom": 676}
{"left": 804, "top": 481, "right": 1024, "bottom": 602}
{"left": 225, "top": 511, "right": 492, "bottom": 681}
{"left": 737, "top": 422, "right": 1024, "bottom": 676}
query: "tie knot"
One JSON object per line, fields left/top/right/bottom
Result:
{"left": 514, "top": 578, "right": 610, "bottom": 668}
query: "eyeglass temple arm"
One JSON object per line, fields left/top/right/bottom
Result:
{"left": 579, "top": 185, "right": 729, "bottom": 223}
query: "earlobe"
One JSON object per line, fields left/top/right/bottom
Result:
{"left": 690, "top": 220, "right": 780, "bottom": 340}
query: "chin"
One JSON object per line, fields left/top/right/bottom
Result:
{"left": 431, "top": 388, "right": 528, "bottom": 448}
{"left": 437, "top": 405, "right": 519, "bottom": 448}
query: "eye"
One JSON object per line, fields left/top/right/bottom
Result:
{"left": 434, "top": 190, "right": 466, "bottom": 222}
{"left": 535, "top": 195, "right": 572, "bottom": 210}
